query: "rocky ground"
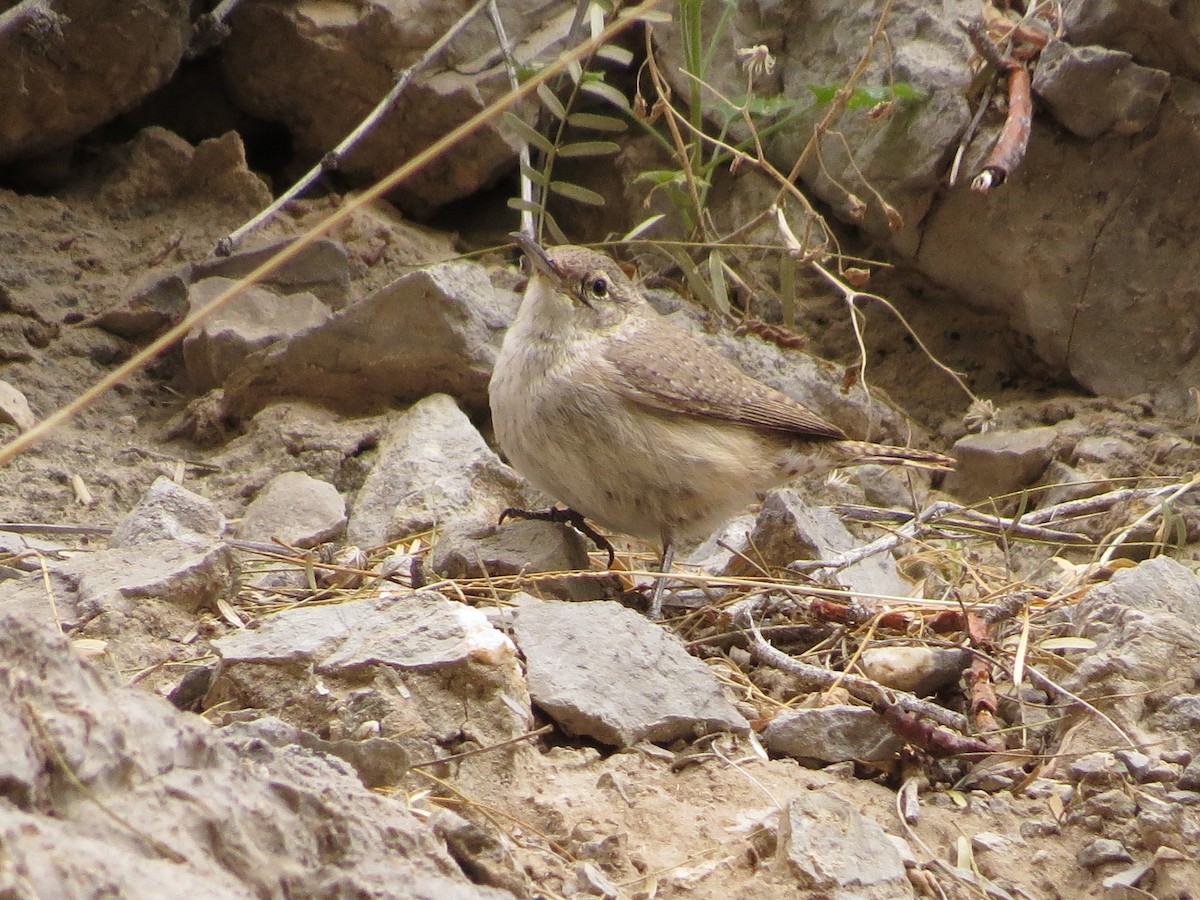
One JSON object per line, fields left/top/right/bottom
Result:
{"left": 3, "top": 1, "right": 1200, "bottom": 898}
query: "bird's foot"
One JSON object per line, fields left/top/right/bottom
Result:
{"left": 498, "top": 505, "right": 616, "bottom": 568}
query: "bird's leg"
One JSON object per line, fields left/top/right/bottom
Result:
{"left": 498, "top": 505, "right": 615, "bottom": 567}
{"left": 647, "top": 542, "right": 675, "bottom": 620}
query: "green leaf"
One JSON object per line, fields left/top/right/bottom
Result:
{"left": 631, "top": 8, "right": 673, "bottom": 24}
{"left": 621, "top": 214, "right": 666, "bottom": 241}
{"left": 502, "top": 113, "right": 555, "bottom": 155}
{"left": 549, "top": 181, "right": 606, "bottom": 206}
{"left": 595, "top": 43, "right": 634, "bottom": 67}
{"left": 542, "top": 209, "right": 569, "bottom": 244}
{"left": 707, "top": 249, "right": 730, "bottom": 314}
{"left": 519, "top": 160, "right": 549, "bottom": 188}
{"left": 567, "top": 111, "right": 627, "bottom": 132}
{"left": 635, "top": 168, "right": 685, "bottom": 187}
{"left": 580, "top": 79, "right": 631, "bottom": 111}
{"left": 537, "top": 83, "right": 567, "bottom": 120}
{"left": 506, "top": 197, "right": 544, "bottom": 214}
{"left": 557, "top": 140, "right": 621, "bottom": 158}
{"left": 659, "top": 246, "right": 716, "bottom": 310}
{"left": 807, "top": 82, "right": 928, "bottom": 109}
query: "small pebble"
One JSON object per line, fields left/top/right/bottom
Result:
{"left": 1077, "top": 838, "right": 1132, "bottom": 869}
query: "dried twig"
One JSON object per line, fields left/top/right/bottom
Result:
{"left": 216, "top": 0, "right": 493, "bottom": 255}
{"left": 741, "top": 611, "right": 969, "bottom": 732}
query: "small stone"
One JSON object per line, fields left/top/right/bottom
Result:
{"left": 859, "top": 646, "right": 969, "bottom": 696}
{"left": 1020, "top": 819, "right": 1060, "bottom": 839}
{"left": 1077, "top": 838, "right": 1133, "bottom": 869}
{"left": 0, "top": 379, "right": 36, "bottom": 433}
{"left": 760, "top": 705, "right": 903, "bottom": 766}
{"left": 347, "top": 394, "right": 534, "bottom": 547}
{"left": 1179, "top": 755, "right": 1200, "bottom": 791}
{"left": 776, "top": 792, "right": 912, "bottom": 897}
{"left": 192, "top": 237, "right": 350, "bottom": 308}
{"left": 431, "top": 518, "right": 614, "bottom": 601}
{"left": 1139, "top": 762, "right": 1183, "bottom": 784}
{"left": 1032, "top": 41, "right": 1169, "bottom": 139}
{"left": 947, "top": 427, "right": 1056, "bottom": 502}
{"left": 91, "top": 267, "right": 190, "bottom": 339}
{"left": 513, "top": 601, "right": 748, "bottom": 747}
{"left": 743, "top": 489, "right": 913, "bottom": 598}
{"left": 182, "top": 277, "right": 331, "bottom": 392}
{"left": 109, "top": 476, "right": 225, "bottom": 548}
{"left": 1115, "top": 749, "right": 1152, "bottom": 779}
{"left": 237, "top": 471, "right": 346, "bottom": 548}
{"left": 972, "top": 832, "right": 1023, "bottom": 854}
{"left": 1067, "top": 752, "right": 1122, "bottom": 788}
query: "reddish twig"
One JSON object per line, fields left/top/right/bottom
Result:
{"left": 971, "top": 62, "right": 1031, "bottom": 192}
{"left": 873, "top": 701, "right": 996, "bottom": 758}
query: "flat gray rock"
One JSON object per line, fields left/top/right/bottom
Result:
{"left": 776, "top": 791, "right": 913, "bottom": 898}
{"left": 223, "top": 261, "right": 517, "bottom": 420}
{"left": 214, "top": 592, "right": 513, "bottom": 671}
{"left": 182, "top": 277, "right": 331, "bottom": 392}
{"left": 760, "top": 705, "right": 903, "bottom": 766}
{"left": 237, "top": 470, "right": 346, "bottom": 548}
{"left": 347, "top": 393, "right": 534, "bottom": 547}
{"left": 513, "top": 600, "right": 748, "bottom": 747}
{"left": 948, "top": 427, "right": 1057, "bottom": 502}
{"left": 746, "top": 490, "right": 912, "bottom": 599}
{"left": 109, "top": 476, "right": 225, "bottom": 548}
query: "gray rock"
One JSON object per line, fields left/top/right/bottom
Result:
{"left": 0, "top": 378, "right": 35, "bottom": 433}
{"left": 211, "top": 592, "right": 533, "bottom": 768}
{"left": 109, "top": 476, "right": 225, "bottom": 549}
{"left": 859, "top": 646, "right": 969, "bottom": 696}
{"left": 513, "top": 600, "right": 749, "bottom": 747}
{"left": 918, "top": 80, "right": 1200, "bottom": 410}
{"left": 947, "top": 427, "right": 1056, "bottom": 502}
{"left": 1067, "top": 752, "right": 1123, "bottom": 790}
{"left": 193, "top": 237, "right": 351, "bottom": 308}
{"left": 237, "top": 471, "right": 347, "bottom": 548}
{"left": 431, "top": 518, "right": 615, "bottom": 601}
{"left": 1180, "top": 755, "right": 1200, "bottom": 791}
{"left": 1073, "top": 434, "right": 1139, "bottom": 466}
{"left": 223, "top": 261, "right": 518, "bottom": 420}
{"left": 348, "top": 393, "right": 534, "bottom": 547}
{"left": 182, "top": 277, "right": 331, "bottom": 393}
{"left": 1084, "top": 555, "right": 1200, "bottom": 626}
{"left": 0, "top": 603, "right": 510, "bottom": 899}
{"left": 91, "top": 266, "right": 190, "bottom": 339}
{"left": 1077, "top": 838, "right": 1133, "bottom": 869}
{"left": 1116, "top": 749, "right": 1153, "bottom": 780}
{"left": 0, "top": 0, "right": 191, "bottom": 163}
{"left": 219, "top": 1, "right": 564, "bottom": 216}
{"left": 1033, "top": 41, "right": 1169, "bottom": 138}
{"left": 68, "top": 540, "right": 236, "bottom": 616}
{"left": 760, "top": 705, "right": 903, "bottom": 766}
{"left": 1063, "top": 0, "right": 1200, "bottom": 80}
{"left": 745, "top": 489, "right": 913, "bottom": 599}
{"left": 776, "top": 791, "right": 913, "bottom": 898}
{"left": 214, "top": 592, "right": 513, "bottom": 671}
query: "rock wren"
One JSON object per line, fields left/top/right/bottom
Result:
{"left": 489, "top": 235, "right": 954, "bottom": 617}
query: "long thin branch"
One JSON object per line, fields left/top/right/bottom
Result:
{"left": 217, "top": 0, "right": 492, "bottom": 254}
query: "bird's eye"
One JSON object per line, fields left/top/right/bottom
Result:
{"left": 588, "top": 276, "right": 608, "bottom": 299}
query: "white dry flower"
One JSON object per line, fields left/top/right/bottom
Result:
{"left": 736, "top": 44, "right": 776, "bottom": 79}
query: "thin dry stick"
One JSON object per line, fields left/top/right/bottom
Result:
{"left": 742, "top": 612, "right": 969, "bottom": 732}
{"left": 0, "top": 0, "right": 662, "bottom": 468}
{"left": 409, "top": 724, "right": 553, "bottom": 768}
{"left": 218, "top": 0, "right": 492, "bottom": 254}
{"left": 1095, "top": 474, "right": 1200, "bottom": 567}
{"left": 487, "top": 0, "right": 533, "bottom": 236}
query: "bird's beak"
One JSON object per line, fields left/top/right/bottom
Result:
{"left": 510, "top": 232, "right": 561, "bottom": 285}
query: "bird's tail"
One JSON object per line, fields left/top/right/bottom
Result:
{"left": 836, "top": 440, "right": 956, "bottom": 472}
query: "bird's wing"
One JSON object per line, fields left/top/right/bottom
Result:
{"left": 602, "top": 316, "right": 848, "bottom": 441}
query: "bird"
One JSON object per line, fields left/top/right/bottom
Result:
{"left": 488, "top": 234, "right": 954, "bottom": 618}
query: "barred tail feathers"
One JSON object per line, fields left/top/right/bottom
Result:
{"left": 835, "top": 440, "right": 956, "bottom": 472}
